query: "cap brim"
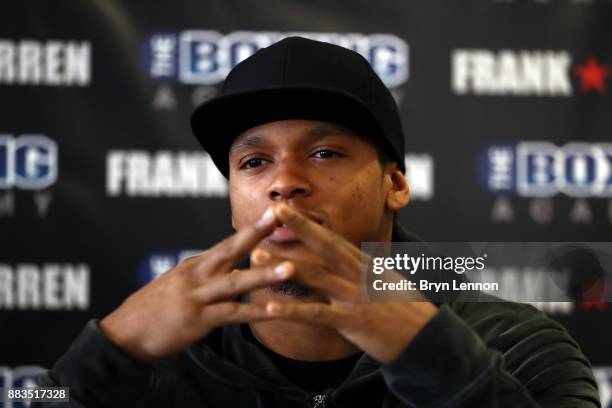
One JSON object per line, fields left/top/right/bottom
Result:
{"left": 190, "top": 86, "right": 393, "bottom": 178}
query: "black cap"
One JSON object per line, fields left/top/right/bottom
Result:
{"left": 190, "top": 36, "right": 406, "bottom": 178}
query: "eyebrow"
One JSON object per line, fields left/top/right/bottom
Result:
{"left": 230, "top": 135, "right": 263, "bottom": 152}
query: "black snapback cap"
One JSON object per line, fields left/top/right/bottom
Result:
{"left": 190, "top": 36, "right": 406, "bottom": 178}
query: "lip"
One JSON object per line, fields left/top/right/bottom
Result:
{"left": 268, "top": 208, "right": 324, "bottom": 243}
{"left": 270, "top": 226, "right": 299, "bottom": 243}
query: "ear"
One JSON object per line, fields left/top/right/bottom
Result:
{"left": 384, "top": 165, "right": 410, "bottom": 212}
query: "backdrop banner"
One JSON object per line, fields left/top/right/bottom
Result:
{"left": 1, "top": 1, "right": 611, "bottom": 406}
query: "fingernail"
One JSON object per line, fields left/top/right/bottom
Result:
{"left": 266, "top": 302, "right": 283, "bottom": 314}
{"left": 274, "top": 262, "right": 293, "bottom": 277}
{"left": 257, "top": 207, "right": 275, "bottom": 227}
{"left": 276, "top": 204, "right": 290, "bottom": 217}
{"left": 251, "top": 249, "right": 270, "bottom": 264}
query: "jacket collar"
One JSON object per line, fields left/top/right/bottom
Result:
{"left": 392, "top": 223, "right": 424, "bottom": 243}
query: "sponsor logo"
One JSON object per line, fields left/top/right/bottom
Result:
{"left": 0, "top": 263, "right": 90, "bottom": 310}
{"left": 529, "top": 301, "right": 574, "bottom": 315}
{"left": 0, "top": 135, "right": 58, "bottom": 218}
{"left": 574, "top": 56, "right": 610, "bottom": 93}
{"left": 0, "top": 366, "right": 46, "bottom": 408}
{"left": 139, "top": 250, "right": 202, "bottom": 284}
{"left": 452, "top": 50, "right": 609, "bottom": 96}
{"left": 0, "top": 135, "right": 57, "bottom": 190}
{"left": 405, "top": 154, "right": 434, "bottom": 201}
{"left": 145, "top": 30, "right": 409, "bottom": 88}
{"left": 480, "top": 142, "right": 612, "bottom": 225}
{"left": 106, "top": 151, "right": 227, "bottom": 197}
{"left": 0, "top": 40, "right": 91, "bottom": 86}
{"left": 481, "top": 142, "right": 612, "bottom": 197}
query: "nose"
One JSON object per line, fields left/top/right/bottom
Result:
{"left": 267, "top": 159, "right": 312, "bottom": 201}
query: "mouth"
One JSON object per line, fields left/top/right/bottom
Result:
{"left": 269, "top": 209, "right": 324, "bottom": 243}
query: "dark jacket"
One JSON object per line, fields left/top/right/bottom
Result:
{"left": 33, "top": 225, "right": 601, "bottom": 407}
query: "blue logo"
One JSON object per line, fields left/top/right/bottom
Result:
{"left": 144, "top": 31, "right": 409, "bottom": 87}
{"left": 0, "top": 366, "right": 46, "bottom": 408}
{"left": 0, "top": 135, "right": 57, "bottom": 190}
{"left": 138, "top": 250, "right": 202, "bottom": 285}
{"left": 480, "top": 142, "right": 612, "bottom": 197}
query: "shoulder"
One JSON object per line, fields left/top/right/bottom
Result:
{"left": 447, "top": 300, "right": 598, "bottom": 396}
{"left": 448, "top": 300, "right": 577, "bottom": 350}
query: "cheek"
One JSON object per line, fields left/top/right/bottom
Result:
{"left": 229, "top": 181, "right": 265, "bottom": 228}
{"left": 352, "top": 167, "right": 383, "bottom": 206}
{"left": 330, "top": 168, "right": 385, "bottom": 230}
{"left": 351, "top": 183, "right": 365, "bottom": 202}
{"left": 347, "top": 180, "right": 383, "bottom": 212}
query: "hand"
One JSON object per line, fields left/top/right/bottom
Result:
{"left": 100, "top": 208, "right": 294, "bottom": 362}
{"left": 257, "top": 204, "right": 438, "bottom": 364}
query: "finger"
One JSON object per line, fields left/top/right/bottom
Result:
{"left": 274, "top": 204, "right": 342, "bottom": 260}
{"left": 251, "top": 247, "right": 328, "bottom": 271}
{"left": 288, "top": 261, "right": 361, "bottom": 302}
{"left": 252, "top": 249, "right": 361, "bottom": 295}
{"left": 203, "top": 207, "right": 278, "bottom": 274}
{"left": 191, "top": 262, "right": 294, "bottom": 304}
{"left": 250, "top": 248, "right": 325, "bottom": 268}
{"left": 275, "top": 204, "right": 369, "bottom": 278}
{"left": 346, "top": 240, "right": 371, "bottom": 260}
{"left": 274, "top": 205, "right": 362, "bottom": 279}
{"left": 296, "top": 269, "right": 360, "bottom": 303}
{"left": 265, "top": 301, "right": 349, "bottom": 328}
{"left": 203, "top": 302, "right": 273, "bottom": 327}
{"left": 195, "top": 263, "right": 293, "bottom": 303}
{"left": 250, "top": 247, "right": 274, "bottom": 265}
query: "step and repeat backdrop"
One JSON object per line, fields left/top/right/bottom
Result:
{"left": 1, "top": 0, "right": 611, "bottom": 406}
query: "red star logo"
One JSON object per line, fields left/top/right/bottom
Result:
{"left": 580, "top": 300, "right": 608, "bottom": 312}
{"left": 573, "top": 56, "right": 610, "bottom": 94}
{"left": 579, "top": 281, "right": 608, "bottom": 311}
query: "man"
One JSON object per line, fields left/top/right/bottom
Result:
{"left": 34, "top": 37, "right": 599, "bottom": 407}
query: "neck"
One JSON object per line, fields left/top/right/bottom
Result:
{"left": 248, "top": 289, "right": 360, "bottom": 361}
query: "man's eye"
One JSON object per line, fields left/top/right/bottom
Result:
{"left": 241, "top": 158, "right": 265, "bottom": 169}
{"left": 312, "top": 150, "right": 342, "bottom": 159}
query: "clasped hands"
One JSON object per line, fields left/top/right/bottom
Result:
{"left": 100, "top": 203, "right": 437, "bottom": 363}
{"left": 246, "top": 204, "right": 438, "bottom": 364}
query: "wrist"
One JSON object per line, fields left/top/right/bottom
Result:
{"left": 99, "top": 315, "right": 153, "bottom": 362}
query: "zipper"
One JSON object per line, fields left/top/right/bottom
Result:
{"left": 311, "top": 388, "right": 334, "bottom": 408}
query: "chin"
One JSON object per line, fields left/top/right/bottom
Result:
{"left": 270, "top": 282, "right": 315, "bottom": 299}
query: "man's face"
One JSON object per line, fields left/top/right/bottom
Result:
{"left": 228, "top": 119, "right": 398, "bottom": 295}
